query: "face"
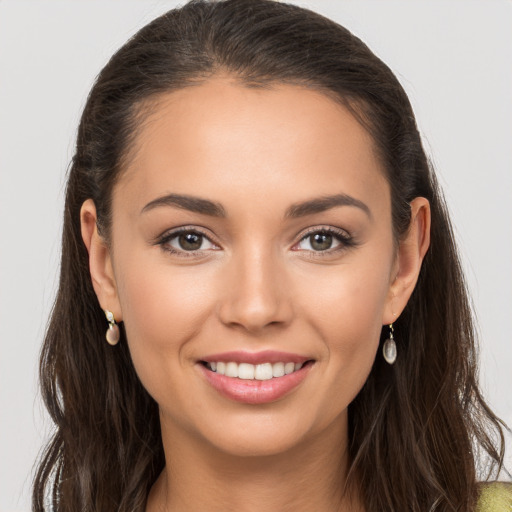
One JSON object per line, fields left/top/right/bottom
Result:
{"left": 89, "top": 77, "right": 409, "bottom": 458}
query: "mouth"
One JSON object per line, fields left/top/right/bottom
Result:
{"left": 201, "top": 360, "right": 313, "bottom": 380}
{"left": 197, "top": 351, "right": 315, "bottom": 404}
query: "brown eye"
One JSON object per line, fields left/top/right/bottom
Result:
{"left": 309, "top": 233, "right": 333, "bottom": 251}
{"left": 178, "top": 232, "right": 203, "bottom": 251}
{"left": 297, "top": 231, "right": 340, "bottom": 252}
{"left": 294, "top": 228, "right": 352, "bottom": 254}
{"left": 162, "top": 229, "right": 218, "bottom": 254}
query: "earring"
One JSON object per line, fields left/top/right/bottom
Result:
{"left": 105, "top": 310, "right": 120, "bottom": 346}
{"left": 382, "top": 323, "right": 397, "bottom": 365}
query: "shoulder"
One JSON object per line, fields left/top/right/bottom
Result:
{"left": 476, "top": 482, "right": 512, "bottom": 512}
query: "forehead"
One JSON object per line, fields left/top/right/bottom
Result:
{"left": 115, "top": 77, "right": 389, "bottom": 217}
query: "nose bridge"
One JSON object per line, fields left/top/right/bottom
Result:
{"left": 218, "top": 238, "right": 292, "bottom": 332}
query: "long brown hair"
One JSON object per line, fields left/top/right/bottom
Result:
{"left": 33, "top": 1, "right": 508, "bottom": 510}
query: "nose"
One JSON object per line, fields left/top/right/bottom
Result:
{"left": 217, "top": 245, "right": 293, "bottom": 334}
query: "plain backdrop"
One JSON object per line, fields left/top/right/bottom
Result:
{"left": 1, "top": 1, "right": 511, "bottom": 510}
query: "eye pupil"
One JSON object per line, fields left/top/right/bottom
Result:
{"left": 179, "top": 232, "right": 202, "bottom": 250}
{"left": 311, "top": 233, "right": 332, "bottom": 251}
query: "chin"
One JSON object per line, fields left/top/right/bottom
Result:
{"left": 184, "top": 406, "right": 342, "bottom": 460}
{"left": 217, "top": 427, "right": 305, "bottom": 458}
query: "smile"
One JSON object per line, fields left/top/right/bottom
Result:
{"left": 198, "top": 351, "right": 314, "bottom": 404}
{"left": 205, "top": 361, "right": 304, "bottom": 380}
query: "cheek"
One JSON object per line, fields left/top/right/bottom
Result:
{"left": 301, "top": 255, "right": 391, "bottom": 331}
{"left": 113, "top": 251, "right": 216, "bottom": 388}
{"left": 296, "top": 250, "right": 393, "bottom": 381}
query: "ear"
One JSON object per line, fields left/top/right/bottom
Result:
{"left": 80, "top": 199, "right": 123, "bottom": 322}
{"left": 382, "top": 197, "right": 431, "bottom": 324}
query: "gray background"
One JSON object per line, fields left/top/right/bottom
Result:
{"left": 1, "top": 1, "right": 511, "bottom": 510}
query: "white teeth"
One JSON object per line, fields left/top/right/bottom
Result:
{"left": 272, "top": 362, "right": 285, "bottom": 378}
{"left": 255, "top": 363, "right": 273, "bottom": 380}
{"left": 238, "top": 363, "right": 255, "bottom": 380}
{"left": 225, "top": 362, "right": 238, "bottom": 378}
{"left": 284, "top": 362, "right": 295, "bottom": 375}
{"left": 207, "top": 360, "right": 306, "bottom": 379}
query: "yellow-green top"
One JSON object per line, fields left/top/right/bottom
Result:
{"left": 476, "top": 483, "right": 512, "bottom": 511}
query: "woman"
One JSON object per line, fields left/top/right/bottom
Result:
{"left": 33, "top": 0, "right": 510, "bottom": 510}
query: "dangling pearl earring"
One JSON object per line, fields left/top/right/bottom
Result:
{"left": 105, "top": 310, "right": 120, "bottom": 346}
{"left": 383, "top": 323, "right": 397, "bottom": 365}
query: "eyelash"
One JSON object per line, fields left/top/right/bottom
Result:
{"left": 156, "top": 227, "right": 218, "bottom": 258}
{"left": 156, "top": 225, "right": 355, "bottom": 258}
{"left": 292, "top": 226, "right": 356, "bottom": 257}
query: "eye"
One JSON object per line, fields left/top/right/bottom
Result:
{"left": 158, "top": 228, "right": 219, "bottom": 256}
{"left": 294, "top": 227, "right": 353, "bottom": 253}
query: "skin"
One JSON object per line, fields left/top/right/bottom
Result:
{"left": 81, "top": 77, "right": 430, "bottom": 511}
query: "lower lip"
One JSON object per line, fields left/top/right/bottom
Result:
{"left": 198, "top": 363, "right": 313, "bottom": 405}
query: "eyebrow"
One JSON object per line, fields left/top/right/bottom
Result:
{"left": 141, "top": 193, "right": 226, "bottom": 217}
{"left": 285, "top": 193, "right": 372, "bottom": 219}
{"left": 140, "top": 192, "right": 371, "bottom": 219}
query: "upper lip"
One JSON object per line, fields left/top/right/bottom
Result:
{"left": 200, "top": 350, "right": 312, "bottom": 365}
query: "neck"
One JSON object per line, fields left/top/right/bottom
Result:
{"left": 147, "top": 413, "right": 363, "bottom": 512}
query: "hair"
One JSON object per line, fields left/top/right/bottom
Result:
{"left": 33, "top": 1, "right": 508, "bottom": 511}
